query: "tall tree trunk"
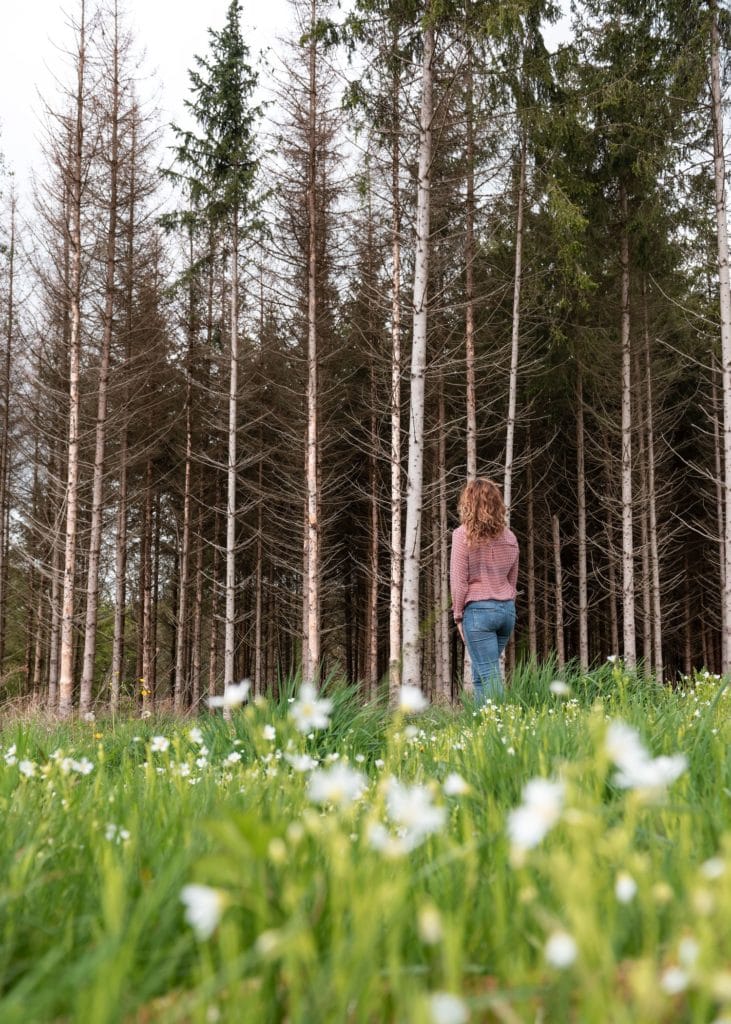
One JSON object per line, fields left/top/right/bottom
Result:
{"left": 642, "top": 293, "right": 663, "bottom": 682}
{"left": 526, "top": 452, "right": 537, "bottom": 659}
{"left": 304, "top": 0, "right": 320, "bottom": 686}
{"left": 437, "top": 377, "right": 450, "bottom": 700}
{"left": 635, "top": 348, "right": 652, "bottom": 671}
{"left": 367, "top": 361, "right": 379, "bottom": 698}
{"left": 388, "top": 24, "right": 403, "bottom": 697}
{"left": 79, "top": 5, "right": 121, "bottom": 712}
{"left": 59, "top": 1, "right": 87, "bottom": 717}
{"left": 710, "top": 2, "right": 731, "bottom": 674}
{"left": 503, "top": 127, "right": 527, "bottom": 519}
{"left": 191, "top": 512, "right": 204, "bottom": 708}
{"left": 401, "top": 18, "right": 434, "bottom": 690}
{"left": 110, "top": 113, "right": 135, "bottom": 713}
{"left": 619, "top": 183, "right": 637, "bottom": 667}
{"left": 224, "top": 219, "right": 239, "bottom": 694}
{"left": 141, "top": 459, "right": 153, "bottom": 712}
{"left": 712, "top": 367, "right": 725, "bottom": 669}
{"left": 174, "top": 372, "right": 193, "bottom": 710}
{"left": 552, "top": 513, "right": 565, "bottom": 668}
{"left": 0, "top": 192, "right": 16, "bottom": 670}
{"left": 576, "top": 368, "right": 589, "bottom": 670}
{"left": 464, "top": 60, "right": 477, "bottom": 481}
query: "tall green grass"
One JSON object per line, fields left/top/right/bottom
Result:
{"left": 0, "top": 663, "right": 729, "bottom": 1023}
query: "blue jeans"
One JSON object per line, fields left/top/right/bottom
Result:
{"left": 463, "top": 599, "right": 516, "bottom": 703}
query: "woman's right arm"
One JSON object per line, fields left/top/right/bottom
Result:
{"left": 450, "top": 529, "right": 468, "bottom": 626}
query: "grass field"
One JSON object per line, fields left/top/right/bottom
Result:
{"left": 0, "top": 662, "right": 729, "bottom": 1023}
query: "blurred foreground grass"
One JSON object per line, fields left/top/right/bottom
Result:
{"left": 0, "top": 663, "right": 729, "bottom": 1023}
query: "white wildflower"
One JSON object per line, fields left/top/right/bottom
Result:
{"left": 83, "top": 711, "right": 95, "bottom": 722}
{"left": 507, "top": 778, "right": 564, "bottom": 853}
{"left": 284, "top": 752, "right": 318, "bottom": 772}
{"left": 208, "top": 679, "right": 251, "bottom": 709}
{"left": 180, "top": 884, "right": 225, "bottom": 940}
{"left": 105, "top": 823, "right": 130, "bottom": 844}
{"left": 549, "top": 680, "right": 571, "bottom": 696}
{"left": 398, "top": 685, "right": 429, "bottom": 714}
{"left": 418, "top": 904, "right": 443, "bottom": 945}
{"left": 290, "top": 683, "right": 333, "bottom": 733}
{"left": 150, "top": 736, "right": 169, "bottom": 753}
{"left": 427, "top": 992, "right": 469, "bottom": 1024}
{"left": 195, "top": 756, "right": 208, "bottom": 769}
{"left": 71, "top": 757, "right": 94, "bottom": 775}
{"left": 678, "top": 937, "right": 700, "bottom": 969}
{"left": 606, "top": 720, "right": 687, "bottom": 794}
{"left": 18, "top": 760, "right": 36, "bottom": 778}
{"left": 660, "top": 966, "right": 689, "bottom": 995}
{"left": 307, "top": 763, "right": 366, "bottom": 808}
{"left": 443, "top": 773, "right": 470, "bottom": 796}
{"left": 188, "top": 727, "right": 204, "bottom": 745}
{"left": 700, "top": 857, "right": 725, "bottom": 880}
{"left": 225, "top": 751, "right": 242, "bottom": 764}
{"left": 384, "top": 779, "right": 446, "bottom": 851}
{"left": 615, "top": 872, "right": 638, "bottom": 903}
{"left": 140, "top": 709, "right": 152, "bottom": 719}
{"left": 545, "top": 930, "right": 577, "bottom": 968}
{"left": 607, "top": 654, "right": 619, "bottom": 664}
{"left": 262, "top": 724, "right": 276, "bottom": 742}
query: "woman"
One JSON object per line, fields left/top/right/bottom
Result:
{"left": 450, "top": 478, "right": 519, "bottom": 703}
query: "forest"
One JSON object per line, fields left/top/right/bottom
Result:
{"left": 1, "top": 0, "right": 730, "bottom": 716}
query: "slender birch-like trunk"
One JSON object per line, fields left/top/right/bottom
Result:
{"left": 367, "top": 361, "right": 379, "bottom": 698}
{"left": 576, "top": 368, "right": 589, "bottom": 670}
{"left": 437, "top": 379, "right": 450, "bottom": 700}
{"left": 634, "top": 347, "right": 652, "bottom": 671}
{"left": 303, "top": 0, "right": 320, "bottom": 686}
{"left": 710, "top": 2, "right": 731, "bottom": 674}
{"left": 141, "top": 459, "right": 153, "bottom": 711}
{"left": 224, "top": 218, "right": 239, "bottom": 694}
{"left": 110, "top": 113, "right": 135, "bottom": 713}
{"left": 642, "top": 295, "right": 663, "bottom": 681}
{"left": 503, "top": 127, "right": 527, "bottom": 518}
{"left": 552, "top": 513, "right": 565, "bottom": 668}
{"left": 59, "top": 1, "right": 87, "bottom": 717}
{"left": 464, "top": 60, "right": 477, "bottom": 481}
{"left": 388, "top": 47, "right": 403, "bottom": 696}
{"left": 619, "top": 183, "right": 637, "bottom": 667}
{"left": 79, "top": 6, "right": 121, "bottom": 712}
{"left": 401, "top": 18, "right": 434, "bottom": 690}
{"left": 526, "top": 452, "right": 537, "bottom": 658}
{"left": 254, "top": 458, "right": 264, "bottom": 696}
{"left": 0, "top": 193, "right": 16, "bottom": 669}
{"left": 191, "top": 512, "right": 204, "bottom": 707}
{"left": 208, "top": 504, "right": 221, "bottom": 700}
{"left": 712, "top": 368, "right": 725, "bottom": 667}
{"left": 174, "top": 388, "right": 193, "bottom": 710}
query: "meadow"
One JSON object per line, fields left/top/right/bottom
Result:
{"left": 0, "top": 663, "right": 729, "bottom": 1024}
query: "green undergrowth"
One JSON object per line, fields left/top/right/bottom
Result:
{"left": 0, "top": 663, "right": 729, "bottom": 1023}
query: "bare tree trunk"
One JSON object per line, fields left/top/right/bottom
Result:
{"left": 303, "top": 0, "right": 320, "bottom": 686}
{"left": 254, "top": 460, "right": 264, "bottom": 696}
{"left": 174, "top": 373, "right": 193, "bottom": 710}
{"left": 0, "top": 192, "right": 16, "bottom": 670}
{"left": 79, "top": 4, "right": 121, "bottom": 712}
{"left": 526, "top": 453, "right": 537, "bottom": 659}
{"left": 464, "top": 62, "right": 477, "bottom": 481}
{"left": 224, "top": 218, "right": 239, "bottom": 696}
{"left": 552, "top": 513, "right": 565, "bottom": 668}
{"left": 503, "top": 127, "right": 527, "bottom": 520}
{"left": 388, "top": 27, "right": 403, "bottom": 697}
{"left": 191, "top": 508, "right": 204, "bottom": 708}
{"left": 208, "top": 505, "right": 221, "bottom": 701}
{"left": 619, "top": 183, "right": 637, "bottom": 667}
{"left": 606, "top": 502, "right": 620, "bottom": 657}
{"left": 437, "top": 379, "right": 450, "bottom": 700}
{"left": 401, "top": 19, "right": 434, "bottom": 690}
{"left": 576, "top": 368, "right": 589, "bottom": 670}
{"left": 710, "top": 2, "right": 731, "bottom": 674}
{"left": 59, "top": 1, "right": 88, "bottom": 717}
{"left": 48, "top": 518, "right": 62, "bottom": 710}
{"left": 683, "top": 554, "right": 692, "bottom": 676}
{"left": 634, "top": 347, "right": 652, "bottom": 672}
{"left": 141, "top": 459, "right": 153, "bottom": 712}
{"left": 642, "top": 294, "right": 663, "bottom": 682}
{"left": 713, "top": 368, "right": 725, "bottom": 669}
{"left": 367, "top": 362, "right": 379, "bottom": 698}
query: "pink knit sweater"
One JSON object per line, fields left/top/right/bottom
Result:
{"left": 450, "top": 525, "right": 519, "bottom": 623}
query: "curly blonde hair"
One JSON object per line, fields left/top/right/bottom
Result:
{"left": 458, "top": 477, "right": 507, "bottom": 544}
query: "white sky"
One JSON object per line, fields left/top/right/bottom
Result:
{"left": 0, "top": 0, "right": 292, "bottom": 196}
{"left": 0, "top": 1, "right": 571, "bottom": 205}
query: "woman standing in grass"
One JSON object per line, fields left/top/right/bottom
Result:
{"left": 450, "top": 478, "right": 519, "bottom": 703}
